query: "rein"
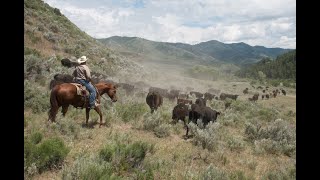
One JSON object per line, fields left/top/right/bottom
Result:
{"left": 93, "top": 84, "right": 111, "bottom": 102}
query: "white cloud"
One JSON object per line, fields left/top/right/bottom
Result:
{"left": 43, "top": 0, "right": 296, "bottom": 49}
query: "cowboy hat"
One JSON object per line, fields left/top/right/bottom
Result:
{"left": 77, "top": 56, "right": 88, "bottom": 63}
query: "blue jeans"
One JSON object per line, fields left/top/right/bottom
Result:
{"left": 76, "top": 79, "right": 96, "bottom": 107}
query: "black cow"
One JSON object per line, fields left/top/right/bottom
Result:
{"left": 204, "top": 92, "right": 215, "bottom": 101}
{"left": 146, "top": 92, "right": 163, "bottom": 113}
{"left": 266, "top": 94, "right": 270, "bottom": 99}
{"left": 49, "top": 79, "right": 64, "bottom": 90}
{"left": 172, "top": 103, "right": 189, "bottom": 126}
{"left": 54, "top": 73, "right": 74, "bottom": 82}
{"left": 149, "top": 87, "right": 168, "bottom": 97}
{"left": 61, "top": 58, "right": 78, "bottom": 68}
{"left": 49, "top": 73, "right": 74, "bottom": 89}
{"left": 202, "top": 107, "right": 221, "bottom": 126}
{"left": 195, "top": 98, "right": 207, "bottom": 107}
{"left": 187, "top": 104, "right": 220, "bottom": 136}
{"left": 281, "top": 89, "right": 286, "bottom": 96}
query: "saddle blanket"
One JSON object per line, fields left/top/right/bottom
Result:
{"left": 70, "top": 83, "right": 90, "bottom": 96}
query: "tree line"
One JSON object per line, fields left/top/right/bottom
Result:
{"left": 235, "top": 50, "right": 296, "bottom": 82}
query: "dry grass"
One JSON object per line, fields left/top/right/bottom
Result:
{"left": 25, "top": 80, "right": 295, "bottom": 179}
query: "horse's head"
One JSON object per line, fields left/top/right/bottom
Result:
{"left": 97, "top": 82, "right": 118, "bottom": 102}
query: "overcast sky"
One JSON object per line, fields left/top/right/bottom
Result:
{"left": 44, "top": 0, "right": 296, "bottom": 49}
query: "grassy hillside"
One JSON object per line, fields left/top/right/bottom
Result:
{"left": 25, "top": 81, "right": 296, "bottom": 179}
{"left": 24, "top": 0, "right": 142, "bottom": 81}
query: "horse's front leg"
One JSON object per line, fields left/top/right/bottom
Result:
{"left": 86, "top": 108, "right": 90, "bottom": 126}
{"left": 94, "top": 106, "right": 103, "bottom": 127}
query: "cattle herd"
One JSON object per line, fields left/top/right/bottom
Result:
{"left": 50, "top": 73, "right": 287, "bottom": 137}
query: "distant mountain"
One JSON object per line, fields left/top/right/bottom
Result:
{"left": 193, "top": 40, "right": 291, "bottom": 65}
{"left": 98, "top": 36, "right": 221, "bottom": 67}
{"left": 98, "top": 36, "right": 292, "bottom": 66}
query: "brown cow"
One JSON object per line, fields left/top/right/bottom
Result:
{"left": 146, "top": 92, "right": 163, "bottom": 113}
{"left": 243, "top": 88, "right": 249, "bottom": 95}
{"left": 177, "top": 98, "right": 193, "bottom": 105}
{"left": 248, "top": 93, "right": 259, "bottom": 102}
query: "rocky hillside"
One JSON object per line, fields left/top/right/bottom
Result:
{"left": 24, "top": 0, "right": 142, "bottom": 80}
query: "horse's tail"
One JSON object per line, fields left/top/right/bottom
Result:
{"left": 50, "top": 87, "right": 59, "bottom": 107}
{"left": 48, "top": 86, "right": 59, "bottom": 121}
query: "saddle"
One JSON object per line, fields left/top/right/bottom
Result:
{"left": 70, "top": 83, "right": 90, "bottom": 97}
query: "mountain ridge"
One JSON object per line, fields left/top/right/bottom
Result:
{"left": 98, "top": 36, "right": 292, "bottom": 66}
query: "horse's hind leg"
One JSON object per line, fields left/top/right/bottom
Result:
{"left": 94, "top": 107, "right": 103, "bottom": 127}
{"left": 61, "top": 105, "right": 69, "bottom": 117}
{"left": 48, "top": 106, "right": 59, "bottom": 122}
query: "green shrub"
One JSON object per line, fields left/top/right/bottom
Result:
{"left": 229, "top": 170, "right": 254, "bottom": 180}
{"left": 30, "top": 132, "right": 43, "bottom": 144}
{"left": 246, "top": 119, "right": 296, "bottom": 156}
{"left": 24, "top": 80, "right": 50, "bottom": 113}
{"left": 135, "top": 167, "right": 154, "bottom": 180}
{"left": 154, "top": 124, "right": 171, "bottom": 138}
{"left": 24, "top": 139, "right": 37, "bottom": 168}
{"left": 262, "top": 166, "right": 296, "bottom": 180}
{"left": 26, "top": 30, "right": 41, "bottom": 43}
{"left": 62, "top": 155, "right": 119, "bottom": 180}
{"left": 25, "top": 136, "right": 69, "bottom": 176}
{"left": 35, "top": 137, "right": 70, "bottom": 172}
{"left": 115, "top": 102, "right": 147, "bottom": 122}
{"left": 99, "top": 140, "right": 155, "bottom": 173}
{"left": 142, "top": 113, "right": 163, "bottom": 131}
{"left": 99, "top": 146, "right": 114, "bottom": 162}
{"left": 188, "top": 122, "right": 223, "bottom": 151}
{"left": 227, "top": 137, "right": 245, "bottom": 152}
{"left": 200, "top": 165, "right": 229, "bottom": 180}
{"left": 24, "top": 46, "right": 41, "bottom": 57}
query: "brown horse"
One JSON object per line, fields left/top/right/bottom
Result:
{"left": 48, "top": 82, "right": 118, "bottom": 127}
